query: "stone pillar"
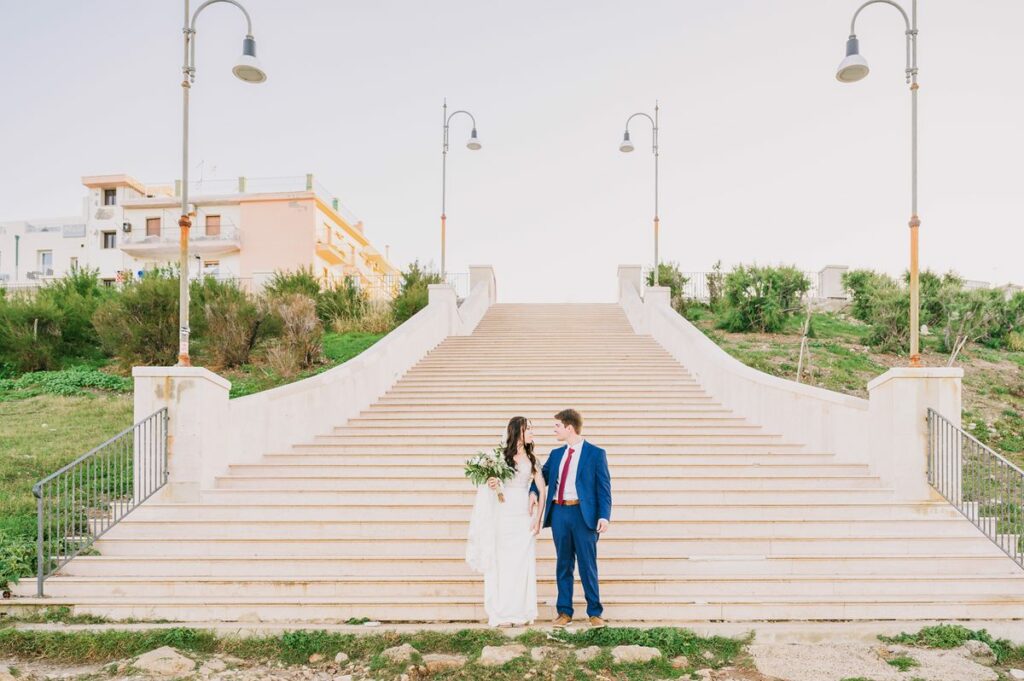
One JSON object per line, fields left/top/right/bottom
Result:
{"left": 469, "top": 265, "right": 497, "bottom": 305}
{"left": 617, "top": 265, "right": 643, "bottom": 302}
{"left": 819, "top": 265, "right": 850, "bottom": 299}
{"left": 428, "top": 283, "right": 460, "bottom": 335}
{"left": 132, "top": 367, "right": 231, "bottom": 502}
{"left": 645, "top": 286, "right": 671, "bottom": 309}
{"left": 866, "top": 368, "right": 963, "bottom": 501}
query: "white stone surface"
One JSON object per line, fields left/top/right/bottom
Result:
{"left": 611, "top": 645, "right": 662, "bottom": 663}
{"left": 479, "top": 644, "right": 527, "bottom": 666}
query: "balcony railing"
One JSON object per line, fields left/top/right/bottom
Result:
{"left": 122, "top": 219, "right": 240, "bottom": 245}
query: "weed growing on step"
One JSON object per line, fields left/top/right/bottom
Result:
{"left": 886, "top": 654, "right": 920, "bottom": 671}
{"left": 0, "top": 606, "right": 111, "bottom": 625}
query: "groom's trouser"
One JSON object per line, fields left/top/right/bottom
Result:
{"left": 551, "top": 503, "right": 603, "bottom": 618}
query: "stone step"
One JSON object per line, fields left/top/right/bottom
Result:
{"left": 311, "top": 433, "right": 786, "bottom": 445}
{"left": 102, "top": 518, "right": 981, "bottom": 540}
{"left": 264, "top": 453, "right": 838, "bottom": 466}
{"left": 227, "top": 463, "right": 872, "bottom": 477}
{"left": 344, "top": 417, "right": 752, "bottom": 428}
{"left": 25, "top": 573, "right": 1024, "bottom": 600}
{"left": 373, "top": 396, "right": 720, "bottom": 405}
{"left": 93, "top": 535, "right": 986, "bottom": 558}
{"left": 129, "top": 501, "right": 961, "bottom": 522}
{"left": 55, "top": 553, "right": 1020, "bottom": 578}
{"left": 197, "top": 489, "right": 887, "bottom": 504}
{"left": 212, "top": 475, "right": 882, "bottom": 491}
{"left": 288, "top": 444, "right": 809, "bottom": 455}
{"left": 25, "top": 595, "right": 1022, "bottom": 622}
{"left": 360, "top": 405, "right": 733, "bottom": 415}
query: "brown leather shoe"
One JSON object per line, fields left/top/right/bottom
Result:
{"left": 552, "top": 613, "right": 572, "bottom": 628}
{"left": 589, "top": 616, "right": 607, "bottom": 629}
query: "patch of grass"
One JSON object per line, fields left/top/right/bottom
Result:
{"left": 886, "top": 654, "right": 919, "bottom": 671}
{"left": 0, "top": 626, "right": 743, "bottom": 679}
{"left": 322, "top": 332, "right": 384, "bottom": 363}
{"left": 879, "top": 624, "right": 1024, "bottom": 665}
{"left": 0, "top": 394, "right": 133, "bottom": 588}
{"left": 0, "top": 367, "right": 131, "bottom": 402}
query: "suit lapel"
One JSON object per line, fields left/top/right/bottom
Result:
{"left": 573, "top": 441, "right": 586, "bottom": 488}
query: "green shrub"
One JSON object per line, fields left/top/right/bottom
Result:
{"left": 92, "top": 272, "right": 183, "bottom": 368}
{"left": 391, "top": 261, "right": 442, "bottom": 324}
{"left": 717, "top": 265, "right": 810, "bottom": 333}
{"left": 646, "top": 262, "right": 690, "bottom": 314}
{"left": 842, "top": 269, "right": 898, "bottom": 323}
{"left": 0, "top": 294, "right": 64, "bottom": 373}
{"left": 202, "top": 285, "right": 273, "bottom": 369}
{"left": 264, "top": 266, "right": 321, "bottom": 298}
{"left": 35, "top": 267, "right": 112, "bottom": 360}
{"left": 706, "top": 260, "right": 725, "bottom": 309}
{"left": 317, "top": 278, "right": 369, "bottom": 328}
{"left": 263, "top": 294, "right": 323, "bottom": 377}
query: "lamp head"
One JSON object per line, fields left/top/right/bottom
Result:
{"left": 619, "top": 130, "right": 634, "bottom": 153}
{"left": 466, "top": 128, "right": 482, "bottom": 150}
{"left": 233, "top": 36, "right": 267, "bottom": 83}
{"left": 836, "top": 36, "right": 869, "bottom": 83}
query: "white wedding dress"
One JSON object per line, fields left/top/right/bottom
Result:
{"left": 465, "top": 462, "right": 538, "bottom": 626}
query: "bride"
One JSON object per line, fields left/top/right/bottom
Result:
{"left": 466, "top": 416, "right": 546, "bottom": 627}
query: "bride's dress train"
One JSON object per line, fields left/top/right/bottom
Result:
{"left": 466, "top": 463, "right": 538, "bottom": 626}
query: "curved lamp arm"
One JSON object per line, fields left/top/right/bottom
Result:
{"left": 187, "top": 0, "right": 256, "bottom": 79}
{"left": 623, "top": 112, "right": 658, "bottom": 153}
{"left": 848, "top": 0, "right": 916, "bottom": 81}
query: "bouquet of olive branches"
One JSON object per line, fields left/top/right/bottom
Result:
{"left": 464, "top": 446, "right": 515, "bottom": 502}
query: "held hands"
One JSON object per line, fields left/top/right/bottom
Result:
{"left": 487, "top": 477, "right": 500, "bottom": 491}
{"left": 596, "top": 519, "right": 609, "bottom": 534}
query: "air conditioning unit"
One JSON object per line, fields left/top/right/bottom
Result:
{"left": 26, "top": 271, "right": 40, "bottom": 280}
{"left": 122, "top": 222, "right": 132, "bottom": 233}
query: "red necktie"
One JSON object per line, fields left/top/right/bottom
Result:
{"left": 557, "top": 448, "right": 575, "bottom": 504}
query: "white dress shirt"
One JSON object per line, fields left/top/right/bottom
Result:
{"left": 555, "top": 439, "right": 585, "bottom": 501}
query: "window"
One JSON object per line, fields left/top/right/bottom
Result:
{"left": 206, "top": 215, "right": 221, "bottom": 237}
{"left": 146, "top": 217, "right": 161, "bottom": 237}
{"left": 69, "top": 257, "right": 79, "bottom": 271}
{"left": 102, "top": 231, "right": 116, "bottom": 249}
{"left": 38, "top": 250, "right": 53, "bottom": 272}
{"left": 103, "top": 188, "right": 117, "bottom": 206}
{"left": 202, "top": 260, "right": 220, "bottom": 276}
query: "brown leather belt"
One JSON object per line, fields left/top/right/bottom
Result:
{"left": 553, "top": 500, "right": 580, "bottom": 506}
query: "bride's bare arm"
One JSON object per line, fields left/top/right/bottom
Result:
{"left": 531, "top": 470, "right": 546, "bottom": 531}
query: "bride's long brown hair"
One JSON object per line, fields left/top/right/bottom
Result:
{"left": 503, "top": 416, "right": 536, "bottom": 475}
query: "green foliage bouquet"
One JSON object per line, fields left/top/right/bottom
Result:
{"left": 464, "top": 446, "right": 515, "bottom": 502}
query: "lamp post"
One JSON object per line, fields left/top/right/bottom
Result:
{"left": 440, "top": 99, "right": 482, "bottom": 279}
{"left": 619, "top": 103, "right": 660, "bottom": 286}
{"left": 178, "top": 0, "right": 266, "bottom": 366}
{"left": 836, "top": 0, "right": 921, "bottom": 367}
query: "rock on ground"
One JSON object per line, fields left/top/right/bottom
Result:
{"left": 611, "top": 644, "right": 662, "bottom": 663}
{"left": 421, "top": 653, "right": 467, "bottom": 673}
{"left": 748, "top": 641, "right": 998, "bottom": 681}
{"left": 479, "top": 644, "right": 528, "bottom": 666}
{"left": 133, "top": 646, "right": 197, "bottom": 677}
{"left": 380, "top": 643, "right": 418, "bottom": 664}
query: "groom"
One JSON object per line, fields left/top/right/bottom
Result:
{"left": 530, "top": 408, "right": 612, "bottom": 628}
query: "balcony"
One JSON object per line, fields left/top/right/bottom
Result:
{"left": 315, "top": 238, "right": 349, "bottom": 266}
{"left": 120, "top": 220, "right": 241, "bottom": 258}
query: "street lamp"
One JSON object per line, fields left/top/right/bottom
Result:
{"left": 440, "top": 99, "right": 482, "bottom": 279}
{"left": 836, "top": 0, "right": 921, "bottom": 367}
{"left": 178, "top": 0, "right": 266, "bottom": 366}
{"left": 619, "top": 103, "right": 660, "bottom": 286}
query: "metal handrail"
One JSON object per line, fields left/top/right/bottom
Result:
{"left": 32, "top": 408, "right": 168, "bottom": 596}
{"left": 928, "top": 408, "right": 1024, "bottom": 570}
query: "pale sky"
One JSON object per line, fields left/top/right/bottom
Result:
{"left": 1, "top": 1, "right": 1022, "bottom": 302}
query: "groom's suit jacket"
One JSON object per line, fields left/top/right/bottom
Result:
{"left": 535, "top": 441, "right": 612, "bottom": 531}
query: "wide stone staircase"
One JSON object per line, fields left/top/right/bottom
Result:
{"left": 18, "top": 304, "right": 1024, "bottom": 621}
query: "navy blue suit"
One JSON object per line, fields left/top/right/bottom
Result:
{"left": 533, "top": 440, "right": 612, "bottom": 618}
